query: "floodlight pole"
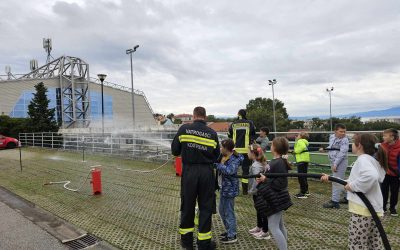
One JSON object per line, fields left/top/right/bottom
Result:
{"left": 97, "top": 74, "right": 107, "bottom": 136}
{"left": 326, "top": 86, "right": 334, "bottom": 131}
{"left": 268, "top": 79, "right": 278, "bottom": 133}
{"left": 126, "top": 45, "right": 139, "bottom": 129}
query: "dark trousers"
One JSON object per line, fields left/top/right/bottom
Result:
{"left": 297, "top": 162, "right": 309, "bottom": 194}
{"left": 253, "top": 195, "right": 268, "bottom": 232}
{"left": 240, "top": 154, "right": 252, "bottom": 194}
{"left": 381, "top": 174, "right": 399, "bottom": 211}
{"left": 180, "top": 164, "right": 215, "bottom": 248}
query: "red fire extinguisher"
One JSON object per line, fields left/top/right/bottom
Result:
{"left": 91, "top": 167, "right": 102, "bottom": 195}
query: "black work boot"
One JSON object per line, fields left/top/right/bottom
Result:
{"left": 181, "top": 233, "right": 194, "bottom": 250}
{"left": 197, "top": 239, "right": 216, "bottom": 250}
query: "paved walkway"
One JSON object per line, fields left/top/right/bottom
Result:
{"left": 0, "top": 201, "right": 68, "bottom": 250}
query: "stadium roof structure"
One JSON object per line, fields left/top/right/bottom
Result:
{"left": 0, "top": 56, "right": 154, "bottom": 128}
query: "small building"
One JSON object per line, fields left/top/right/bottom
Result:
{"left": 207, "top": 122, "right": 231, "bottom": 132}
{"left": 175, "top": 114, "right": 193, "bottom": 124}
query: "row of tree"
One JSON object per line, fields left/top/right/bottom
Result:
{"left": 203, "top": 97, "right": 400, "bottom": 132}
{"left": 246, "top": 97, "right": 400, "bottom": 131}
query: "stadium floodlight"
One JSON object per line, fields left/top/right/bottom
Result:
{"left": 267, "top": 79, "right": 278, "bottom": 133}
{"left": 97, "top": 74, "right": 107, "bottom": 136}
{"left": 126, "top": 45, "right": 139, "bottom": 129}
{"left": 326, "top": 86, "right": 334, "bottom": 131}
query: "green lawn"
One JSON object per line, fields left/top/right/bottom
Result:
{"left": 0, "top": 148, "right": 398, "bottom": 250}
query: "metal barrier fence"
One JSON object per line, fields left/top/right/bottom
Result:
{"left": 19, "top": 132, "right": 177, "bottom": 161}
{"left": 18, "top": 130, "right": 384, "bottom": 162}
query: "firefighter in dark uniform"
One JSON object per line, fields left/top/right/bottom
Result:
{"left": 171, "top": 107, "right": 220, "bottom": 250}
{"left": 228, "top": 109, "right": 256, "bottom": 195}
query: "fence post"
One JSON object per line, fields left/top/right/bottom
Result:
{"left": 33, "top": 133, "right": 35, "bottom": 147}
{"left": 110, "top": 134, "right": 113, "bottom": 155}
{"left": 51, "top": 133, "right": 54, "bottom": 149}
{"left": 42, "top": 133, "right": 44, "bottom": 148}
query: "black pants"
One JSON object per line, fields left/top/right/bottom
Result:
{"left": 381, "top": 174, "right": 399, "bottom": 211}
{"left": 240, "top": 154, "right": 252, "bottom": 194}
{"left": 180, "top": 164, "right": 215, "bottom": 248}
{"left": 253, "top": 195, "right": 268, "bottom": 232}
{"left": 297, "top": 162, "right": 309, "bottom": 194}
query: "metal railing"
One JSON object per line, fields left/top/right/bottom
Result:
{"left": 19, "top": 132, "right": 176, "bottom": 161}
{"left": 19, "top": 131, "right": 384, "bottom": 162}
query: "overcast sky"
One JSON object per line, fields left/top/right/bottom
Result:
{"left": 1, "top": 0, "right": 399, "bottom": 117}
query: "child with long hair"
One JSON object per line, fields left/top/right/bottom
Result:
{"left": 256, "top": 137, "right": 293, "bottom": 250}
{"left": 247, "top": 143, "right": 271, "bottom": 240}
{"left": 321, "top": 133, "right": 388, "bottom": 249}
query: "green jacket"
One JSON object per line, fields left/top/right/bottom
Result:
{"left": 294, "top": 138, "right": 310, "bottom": 163}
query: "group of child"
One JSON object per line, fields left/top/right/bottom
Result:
{"left": 215, "top": 127, "right": 399, "bottom": 250}
{"left": 215, "top": 132, "right": 292, "bottom": 248}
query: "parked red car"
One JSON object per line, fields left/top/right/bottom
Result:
{"left": 0, "top": 134, "right": 20, "bottom": 149}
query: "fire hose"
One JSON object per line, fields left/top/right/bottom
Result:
{"left": 116, "top": 158, "right": 171, "bottom": 173}
{"left": 233, "top": 172, "right": 391, "bottom": 250}
{"left": 43, "top": 171, "right": 92, "bottom": 192}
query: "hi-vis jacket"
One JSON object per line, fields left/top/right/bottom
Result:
{"left": 171, "top": 120, "right": 220, "bottom": 165}
{"left": 293, "top": 138, "right": 310, "bottom": 163}
{"left": 228, "top": 118, "right": 256, "bottom": 154}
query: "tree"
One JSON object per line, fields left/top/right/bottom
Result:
{"left": 173, "top": 118, "right": 182, "bottom": 124}
{"left": 246, "top": 97, "right": 290, "bottom": 131}
{"left": 27, "top": 82, "right": 59, "bottom": 132}
{"left": 207, "top": 115, "right": 217, "bottom": 122}
{"left": 310, "top": 117, "right": 324, "bottom": 131}
{"left": 0, "top": 115, "right": 30, "bottom": 138}
{"left": 289, "top": 120, "right": 305, "bottom": 129}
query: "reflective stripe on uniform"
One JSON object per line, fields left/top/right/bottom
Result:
{"left": 241, "top": 178, "right": 249, "bottom": 184}
{"left": 179, "top": 227, "right": 195, "bottom": 235}
{"left": 235, "top": 148, "right": 247, "bottom": 153}
{"left": 197, "top": 231, "right": 212, "bottom": 240}
{"left": 179, "top": 135, "right": 217, "bottom": 148}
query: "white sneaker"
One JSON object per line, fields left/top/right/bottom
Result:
{"left": 248, "top": 226, "right": 261, "bottom": 234}
{"left": 253, "top": 231, "right": 271, "bottom": 240}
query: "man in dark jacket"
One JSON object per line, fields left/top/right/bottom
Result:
{"left": 171, "top": 107, "right": 220, "bottom": 250}
{"left": 228, "top": 109, "right": 256, "bottom": 195}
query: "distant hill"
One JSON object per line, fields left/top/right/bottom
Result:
{"left": 291, "top": 106, "right": 400, "bottom": 120}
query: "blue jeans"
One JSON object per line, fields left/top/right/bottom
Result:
{"left": 219, "top": 196, "right": 236, "bottom": 238}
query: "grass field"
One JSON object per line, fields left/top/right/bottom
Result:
{"left": 0, "top": 147, "right": 398, "bottom": 250}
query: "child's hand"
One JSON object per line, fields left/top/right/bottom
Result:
{"left": 320, "top": 174, "right": 330, "bottom": 182}
{"left": 319, "top": 147, "right": 324, "bottom": 152}
{"left": 256, "top": 173, "right": 266, "bottom": 183}
{"left": 332, "top": 165, "right": 337, "bottom": 172}
{"left": 220, "top": 156, "right": 228, "bottom": 164}
{"left": 344, "top": 183, "right": 352, "bottom": 192}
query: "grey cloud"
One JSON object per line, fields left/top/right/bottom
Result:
{"left": 0, "top": 0, "right": 399, "bottom": 117}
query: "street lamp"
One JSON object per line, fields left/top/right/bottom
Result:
{"left": 326, "top": 86, "right": 334, "bottom": 131}
{"left": 126, "top": 45, "right": 139, "bottom": 129}
{"left": 268, "top": 79, "right": 277, "bottom": 133}
{"left": 97, "top": 74, "right": 107, "bottom": 136}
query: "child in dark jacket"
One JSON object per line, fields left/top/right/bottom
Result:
{"left": 256, "top": 137, "right": 293, "bottom": 250}
{"left": 215, "top": 139, "right": 243, "bottom": 244}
